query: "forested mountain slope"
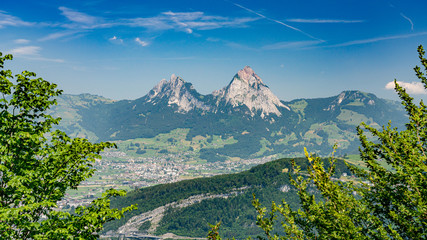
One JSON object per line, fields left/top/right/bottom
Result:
{"left": 102, "top": 157, "right": 352, "bottom": 238}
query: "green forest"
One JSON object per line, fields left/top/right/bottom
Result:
{"left": 103, "top": 157, "right": 351, "bottom": 238}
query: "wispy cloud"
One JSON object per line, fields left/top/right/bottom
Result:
{"left": 25, "top": 56, "right": 65, "bottom": 63}
{"left": 58, "top": 7, "right": 118, "bottom": 30}
{"left": 385, "top": 81, "right": 427, "bottom": 94}
{"left": 231, "top": 2, "right": 321, "bottom": 40}
{"left": 2, "top": 6, "right": 258, "bottom": 46}
{"left": 38, "top": 30, "right": 83, "bottom": 41}
{"left": 0, "top": 11, "right": 34, "bottom": 28}
{"left": 10, "top": 46, "right": 41, "bottom": 55}
{"left": 327, "top": 32, "right": 427, "bottom": 47}
{"left": 153, "top": 56, "right": 196, "bottom": 61}
{"left": 14, "top": 39, "right": 30, "bottom": 44}
{"left": 205, "top": 37, "right": 257, "bottom": 51}
{"left": 59, "top": 6, "right": 99, "bottom": 25}
{"left": 9, "top": 46, "right": 64, "bottom": 63}
{"left": 262, "top": 40, "right": 324, "bottom": 50}
{"left": 56, "top": 6, "right": 257, "bottom": 33}
{"left": 286, "top": 18, "right": 364, "bottom": 24}
{"left": 126, "top": 11, "right": 257, "bottom": 33}
{"left": 400, "top": 13, "right": 414, "bottom": 30}
{"left": 135, "top": 37, "right": 149, "bottom": 47}
{"left": 224, "top": 41, "right": 257, "bottom": 51}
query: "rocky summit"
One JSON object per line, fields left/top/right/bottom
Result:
{"left": 212, "top": 66, "right": 289, "bottom": 118}
{"left": 145, "top": 66, "right": 289, "bottom": 118}
{"left": 147, "top": 74, "right": 211, "bottom": 113}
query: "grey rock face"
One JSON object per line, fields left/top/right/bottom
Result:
{"left": 147, "top": 66, "right": 289, "bottom": 118}
{"left": 213, "top": 66, "right": 289, "bottom": 118}
{"left": 147, "top": 74, "right": 211, "bottom": 113}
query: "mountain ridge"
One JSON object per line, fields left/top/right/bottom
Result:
{"left": 142, "top": 66, "right": 289, "bottom": 119}
{"left": 49, "top": 67, "right": 406, "bottom": 160}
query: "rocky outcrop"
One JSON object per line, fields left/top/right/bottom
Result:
{"left": 116, "top": 187, "right": 248, "bottom": 235}
{"left": 324, "top": 90, "right": 375, "bottom": 111}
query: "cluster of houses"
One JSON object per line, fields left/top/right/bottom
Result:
{"left": 59, "top": 151, "right": 276, "bottom": 209}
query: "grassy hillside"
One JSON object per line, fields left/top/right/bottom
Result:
{"left": 51, "top": 91, "right": 406, "bottom": 161}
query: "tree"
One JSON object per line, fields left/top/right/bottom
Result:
{"left": 209, "top": 46, "right": 427, "bottom": 240}
{"left": 0, "top": 53, "right": 136, "bottom": 239}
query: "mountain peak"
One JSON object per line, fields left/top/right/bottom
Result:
{"left": 170, "top": 73, "right": 181, "bottom": 83}
{"left": 147, "top": 74, "right": 210, "bottom": 112}
{"left": 214, "top": 66, "right": 289, "bottom": 118}
{"left": 237, "top": 66, "right": 262, "bottom": 82}
{"left": 147, "top": 67, "right": 289, "bottom": 118}
{"left": 234, "top": 66, "right": 264, "bottom": 89}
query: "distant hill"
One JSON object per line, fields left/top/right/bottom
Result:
{"left": 49, "top": 66, "right": 407, "bottom": 160}
{"left": 102, "top": 157, "right": 352, "bottom": 239}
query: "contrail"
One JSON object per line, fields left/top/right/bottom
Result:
{"left": 326, "top": 31, "right": 427, "bottom": 48}
{"left": 231, "top": 2, "right": 322, "bottom": 41}
{"left": 400, "top": 13, "right": 414, "bottom": 30}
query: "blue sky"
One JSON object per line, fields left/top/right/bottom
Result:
{"left": 1, "top": 0, "right": 427, "bottom": 101}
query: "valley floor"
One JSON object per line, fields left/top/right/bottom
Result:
{"left": 58, "top": 150, "right": 276, "bottom": 210}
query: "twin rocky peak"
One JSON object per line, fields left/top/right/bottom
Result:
{"left": 147, "top": 66, "right": 289, "bottom": 119}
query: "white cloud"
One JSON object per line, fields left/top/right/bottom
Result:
{"left": 9, "top": 46, "right": 64, "bottom": 63}
{"left": 109, "top": 36, "right": 123, "bottom": 44}
{"left": 14, "top": 39, "right": 30, "bottom": 44}
{"left": 385, "top": 81, "right": 427, "bottom": 94}
{"left": 286, "top": 18, "right": 364, "bottom": 23}
{"left": 0, "top": 11, "right": 34, "bottom": 28}
{"left": 135, "top": 37, "right": 149, "bottom": 47}
{"left": 59, "top": 6, "right": 99, "bottom": 25}
{"left": 10, "top": 46, "right": 41, "bottom": 55}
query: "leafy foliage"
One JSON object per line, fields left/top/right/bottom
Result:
{"left": 210, "top": 45, "right": 427, "bottom": 239}
{"left": 0, "top": 53, "right": 136, "bottom": 239}
{"left": 353, "top": 45, "right": 427, "bottom": 238}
